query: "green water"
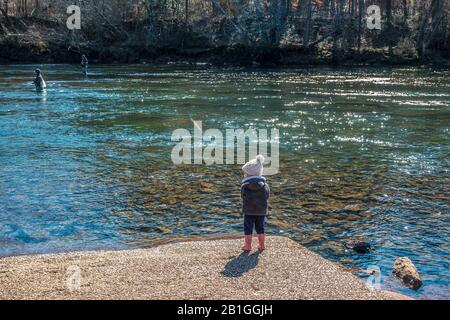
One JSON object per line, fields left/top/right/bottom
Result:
{"left": 0, "top": 64, "right": 448, "bottom": 299}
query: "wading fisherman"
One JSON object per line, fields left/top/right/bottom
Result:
{"left": 81, "top": 54, "right": 89, "bottom": 76}
{"left": 33, "top": 69, "right": 47, "bottom": 92}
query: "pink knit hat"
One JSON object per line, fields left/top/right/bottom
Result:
{"left": 242, "top": 155, "right": 265, "bottom": 177}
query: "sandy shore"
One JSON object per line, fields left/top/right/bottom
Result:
{"left": 0, "top": 236, "right": 410, "bottom": 300}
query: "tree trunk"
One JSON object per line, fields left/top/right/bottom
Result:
{"left": 269, "top": 0, "right": 288, "bottom": 46}
{"left": 403, "top": 0, "right": 408, "bottom": 21}
{"left": 0, "top": 0, "right": 9, "bottom": 17}
{"left": 386, "top": 0, "right": 393, "bottom": 55}
{"left": 332, "top": 0, "right": 344, "bottom": 62}
{"left": 323, "top": 0, "right": 330, "bottom": 17}
{"left": 357, "top": 0, "right": 364, "bottom": 52}
{"left": 286, "top": 0, "right": 292, "bottom": 16}
{"left": 426, "top": 0, "right": 444, "bottom": 50}
{"left": 417, "top": 1, "right": 430, "bottom": 59}
{"left": 304, "top": 0, "right": 312, "bottom": 45}
{"left": 330, "top": 0, "right": 336, "bottom": 17}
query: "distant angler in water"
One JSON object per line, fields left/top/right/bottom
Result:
{"left": 81, "top": 54, "right": 89, "bottom": 76}
{"left": 34, "top": 69, "right": 46, "bottom": 92}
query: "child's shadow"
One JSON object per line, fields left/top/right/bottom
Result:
{"left": 221, "top": 251, "right": 261, "bottom": 278}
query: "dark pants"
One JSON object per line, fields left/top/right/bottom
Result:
{"left": 244, "top": 215, "right": 265, "bottom": 235}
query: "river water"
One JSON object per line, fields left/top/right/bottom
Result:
{"left": 0, "top": 64, "right": 448, "bottom": 299}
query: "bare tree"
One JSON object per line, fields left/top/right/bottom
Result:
{"left": 357, "top": 0, "right": 364, "bottom": 52}
{"left": 386, "top": 0, "right": 393, "bottom": 55}
{"left": 304, "top": 0, "right": 312, "bottom": 45}
{"left": 0, "top": 0, "right": 448, "bottom": 62}
{"left": 1, "top": 0, "right": 10, "bottom": 16}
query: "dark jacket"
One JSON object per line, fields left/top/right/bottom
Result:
{"left": 34, "top": 76, "right": 45, "bottom": 90}
{"left": 241, "top": 176, "right": 270, "bottom": 216}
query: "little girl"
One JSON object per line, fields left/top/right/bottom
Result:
{"left": 241, "top": 155, "right": 270, "bottom": 252}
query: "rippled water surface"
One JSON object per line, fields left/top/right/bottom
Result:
{"left": 0, "top": 64, "right": 449, "bottom": 299}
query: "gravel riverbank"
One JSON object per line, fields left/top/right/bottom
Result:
{"left": 0, "top": 236, "right": 411, "bottom": 300}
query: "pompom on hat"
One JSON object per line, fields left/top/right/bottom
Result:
{"left": 242, "top": 155, "right": 265, "bottom": 177}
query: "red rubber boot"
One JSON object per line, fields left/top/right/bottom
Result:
{"left": 258, "top": 234, "right": 266, "bottom": 252}
{"left": 242, "top": 235, "right": 253, "bottom": 252}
